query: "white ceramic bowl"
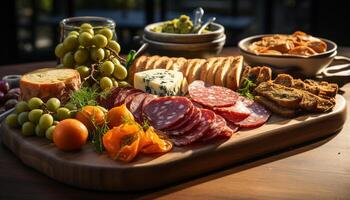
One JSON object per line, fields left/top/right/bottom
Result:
{"left": 238, "top": 34, "right": 338, "bottom": 77}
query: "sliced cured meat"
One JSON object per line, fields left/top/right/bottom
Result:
{"left": 166, "top": 106, "right": 195, "bottom": 131}
{"left": 188, "top": 80, "right": 239, "bottom": 107}
{"left": 235, "top": 102, "right": 271, "bottom": 128}
{"left": 200, "top": 114, "right": 227, "bottom": 142}
{"left": 143, "top": 96, "right": 192, "bottom": 130}
{"left": 172, "top": 109, "right": 215, "bottom": 146}
{"left": 129, "top": 93, "right": 147, "bottom": 122}
{"left": 115, "top": 87, "right": 143, "bottom": 106}
{"left": 98, "top": 87, "right": 122, "bottom": 109}
{"left": 218, "top": 125, "right": 237, "bottom": 137}
{"left": 142, "top": 94, "right": 157, "bottom": 111}
{"left": 166, "top": 107, "right": 202, "bottom": 135}
{"left": 124, "top": 92, "right": 144, "bottom": 108}
{"left": 214, "top": 100, "right": 251, "bottom": 123}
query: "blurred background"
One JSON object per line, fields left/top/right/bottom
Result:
{"left": 1, "top": 0, "right": 349, "bottom": 65}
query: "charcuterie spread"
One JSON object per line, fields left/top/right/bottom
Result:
{"left": 2, "top": 18, "right": 341, "bottom": 166}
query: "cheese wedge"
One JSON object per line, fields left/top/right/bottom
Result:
{"left": 225, "top": 56, "right": 243, "bottom": 90}
{"left": 20, "top": 68, "right": 81, "bottom": 102}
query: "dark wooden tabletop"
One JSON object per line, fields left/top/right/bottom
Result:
{"left": 1, "top": 48, "right": 350, "bottom": 200}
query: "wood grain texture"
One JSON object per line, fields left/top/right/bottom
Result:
{"left": 0, "top": 95, "right": 346, "bottom": 192}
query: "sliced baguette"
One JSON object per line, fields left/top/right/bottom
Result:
{"left": 181, "top": 59, "right": 196, "bottom": 78}
{"left": 164, "top": 58, "right": 174, "bottom": 70}
{"left": 214, "top": 57, "right": 231, "bottom": 87}
{"left": 187, "top": 59, "right": 206, "bottom": 83}
{"left": 171, "top": 57, "right": 187, "bottom": 71}
{"left": 206, "top": 57, "right": 225, "bottom": 84}
{"left": 145, "top": 55, "right": 160, "bottom": 70}
{"left": 225, "top": 56, "right": 243, "bottom": 90}
{"left": 200, "top": 57, "right": 218, "bottom": 82}
{"left": 152, "top": 56, "right": 169, "bottom": 69}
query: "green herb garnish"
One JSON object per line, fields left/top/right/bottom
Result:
{"left": 67, "top": 86, "right": 98, "bottom": 109}
{"left": 91, "top": 122, "right": 110, "bottom": 153}
{"left": 124, "top": 50, "right": 136, "bottom": 70}
{"left": 238, "top": 78, "right": 256, "bottom": 99}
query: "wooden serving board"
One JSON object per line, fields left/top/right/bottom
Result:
{"left": 0, "top": 95, "right": 347, "bottom": 191}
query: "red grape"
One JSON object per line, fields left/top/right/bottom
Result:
{"left": 0, "top": 80, "right": 9, "bottom": 93}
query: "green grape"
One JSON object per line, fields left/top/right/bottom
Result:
{"left": 45, "top": 126, "right": 56, "bottom": 141}
{"left": 100, "top": 77, "right": 113, "bottom": 90}
{"left": 99, "top": 61, "right": 115, "bottom": 76}
{"left": 63, "top": 52, "right": 75, "bottom": 68}
{"left": 75, "top": 66, "right": 90, "bottom": 78}
{"left": 93, "top": 34, "right": 108, "bottom": 48}
{"left": 56, "top": 107, "right": 71, "bottom": 121}
{"left": 98, "top": 28, "right": 113, "bottom": 41}
{"left": 74, "top": 49, "right": 89, "bottom": 64}
{"left": 39, "top": 114, "right": 54, "bottom": 130}
{"left": 79, "top": 28, "right": 94, "bottom": 35}
{"left": 22, "top": 122, "right": 35, "bottom": 136}
{"left": 111, "top": 77, "right": 119, "bottom": 87}
{"left": 78, "top": 32, "right": 93, "bottom": 47}
{"left": 6, "top": 113, "right": 19, "bottom": 128}
{"left": 46, "top": 98, "right": 61, "bottom": 112}
{"left": 53, "top": 121, "right": 59, "bottom": 125}
{"left": 28, "top": 97, "right": 44, "bottom": 110}
{"left": 69, "top": 31, "right": 79, "bottom": 37}
{"left": 15, "top": 101, "right": 30, "bottom": 114}
{"left": 17, "top": 111, "right": 29, "bottom": 126}
{"left": 35, "top": 125, "right": 46, "bottom": 137}
{"left": 80, "top": 23, "right": 93, "bottom": 30}
{"left": 63, "top": 35, "right": 79, "bottom": 51}
{"left": 104, "top": 49, "right": 111, "bottom": 58}
{"left": 118, "top": 81, "right": 131, "bottom": 87}
{"left": 54, "top": 43, "right": 66, "bottom": 58}
{"left": 28, "top": 109, "right": 43, "bottom": 124}
{"left": 113, "top": 63, "right": 128, "bottom": 80}
{"left": 107, "top": 41, "right": 121, "bottom": 54}
{"left": 112, "top": 58, "right": 121, "bottom": 66}
{"left": 90, "top": 47, "right": 105, "bottom": 61}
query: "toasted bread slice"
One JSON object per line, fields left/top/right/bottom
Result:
{"left": 255, "top": 95, "right": 297, "bottom": 117}
{"left": 152, "top": 56, "right": 169, "bottom": 69}
{"left": 145, "top": 55, "right": 160, "bottom": 70}
{"left": 188, "top": 59, "right": 206, "bottom": 83}
{"left": 180, "top": 77, "right": 189, "bottom": 95}
{"left": 226, "top": 56, "right": 243, "bottom": 90}
{"left": 214, "top": 57, "right": 231, "bottom": 87}
{"left": 181, "top": 59, "right": 197, "bottom": 78}
{"left": 171, "top": 57, "right": 187, "bottom": 71}
{"left": 128, "top": 55, "right": 148, "bottom": 84}
{"left": 199, "top": 57, "right": 217, "bottom": 82}
{"left": 163, "top": 58, "right": 174, "bottom": 70}
{"left": 206, "top": 57, "right": 225, "bottom": 84}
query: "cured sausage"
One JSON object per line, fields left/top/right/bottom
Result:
{"left": 166, "top": 107, "right": 202, "bottom": 136}
{"left": 214, "top": 100, "right": 251, "bottom": 123}
{"left": 172, "top": 109, "right": 215, "bottom": 146}
{"left": 143, "top": 96, "right": 193, "bottom": 130}
{"left": 188, "top": 80, "right": 239, "bottom": 107}
{"left": 235, "top": 102, "right": 271, "bottom": 128}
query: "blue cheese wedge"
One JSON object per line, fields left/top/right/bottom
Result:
{"left": 134, "top": 69, "right": 184, "bottom": 96}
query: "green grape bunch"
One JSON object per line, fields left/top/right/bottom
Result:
{"left": 54, "top": 23, "right": 128, "bottom": 91}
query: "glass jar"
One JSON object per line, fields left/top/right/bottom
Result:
{"left": 59, "top": 16, "right": 116, "bottom": 42}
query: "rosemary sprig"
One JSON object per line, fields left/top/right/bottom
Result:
{"left": 91, "top": 122, "right": 110, "bottom": 153}
{"left": 67, "top": 87, "right": 98, "bottom": 109}
{"left": 237, "top": 78, "right": 256, "bottom": 99}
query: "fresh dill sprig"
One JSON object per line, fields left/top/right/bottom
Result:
{"left": 91, "top": 122, "right": 110, "bottom": 153}
{"left": 237, "top": 78, "right": 256, "bottom": 100}
{"left": 68, "top": 86, "right": 98, "bottom": 109}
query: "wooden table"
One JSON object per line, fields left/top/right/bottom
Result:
{"left": 1, "top": 48, "right": 349, "bottom": 200}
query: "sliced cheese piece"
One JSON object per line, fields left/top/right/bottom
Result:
{"left": 214, "top": 58, "right": 231, "bottom": 87}
{"left": 187, "top": 59, "right": 206, "bottom": 83}
{"left": 206, "top": 57, "right": 225, "bottom": 84}
{"left": 226, "top": 56, "right": 243, "bottom": 90}
{"left": 20, "top": 68, "right": 81, "bottom": 102}
{"left": 134, "top": 69, "right": 184, "bottom": 96}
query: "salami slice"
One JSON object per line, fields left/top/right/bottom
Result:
{"left": 166, "top": 107, "right": 202, "bottom": 136}
{"left": 235, "top": 102, "right": 271, "bottom": 128}
{"left": 218, "top": 125, "right": 237, "bottom": 137}
{"left": 165, "top": 106, "right": 195, "bottom": 131}
{"left": 115, "top": 88, "right": 143, "bottom": 107}
{"left": 143, "top": 96, "right": 192, "bottom": 130}
{"left": 129, "top": 93, "right": 147, "bottom": 122}
{"left": 214, "top": 100, "right": 251, "bottom": 123}
{"left": 200, "top": 114, "right": 227, "bottom": 142}
{"left": 188, "top": 80, "right": 239, "bottom": 107}
{"left": 172, "top": 109, "right": 215, "bottom": 146}
{"left": 125, "top": 92, "right": 144, "bottom": 108}
{"left": 98, "top": 87, "right": 122, "bottom": 109}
